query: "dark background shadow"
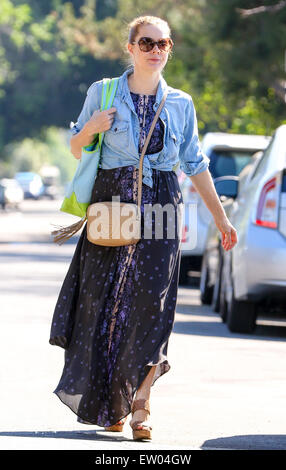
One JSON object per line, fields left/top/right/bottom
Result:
{"left": 0, "top": 430, "right": 132, "bottom": 443}
{"left": 175, "top": 285, "right": 286, "bottom": 342}
{"left": 201, "top": 434, "right": 286, "bottom": 450}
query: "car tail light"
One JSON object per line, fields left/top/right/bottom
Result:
{"left": 255, "top": 176, "right": 279, "bottom": 228}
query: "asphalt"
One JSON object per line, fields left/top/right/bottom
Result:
{"left": 0, "top": 199, "right": 286, "bottom": 451}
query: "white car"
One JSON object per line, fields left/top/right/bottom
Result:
{"left": 178, "top": 132, "right": 271, "bottom": 284}
{"left": 0, "top": 178, "right": 24, "bottom": 209}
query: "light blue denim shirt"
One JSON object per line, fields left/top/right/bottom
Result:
{"left": 71, "top": 65, "right": 210, "bottom": 189}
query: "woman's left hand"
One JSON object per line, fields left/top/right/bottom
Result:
{"left": 214, "top": 216, "right": 238, "bottom": 251}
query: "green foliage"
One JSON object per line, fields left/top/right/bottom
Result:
{"left": 0, "top": 127, "right": 77, "bottom": 183}
{"left": 0, "top": 0, "right": 285, "bottom": 180}
{"left": 164, "top": 0, "right": 286, "bottom": 137}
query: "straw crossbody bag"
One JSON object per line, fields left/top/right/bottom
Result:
{"left": 86, "top": 88, "right": 168, "bottom": 246}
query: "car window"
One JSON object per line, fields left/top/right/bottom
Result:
{"left": 249, "top": 136, "right": 275, "bottom": 180}
{"left": 208, "top": 150, "right": 255, "bottom": 178}
{"left": 15, "top": 173, "right": 35, "bottom": 179}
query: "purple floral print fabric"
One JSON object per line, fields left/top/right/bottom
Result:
{"left": 49, "top": 93, "right": 183, "bottom": 427}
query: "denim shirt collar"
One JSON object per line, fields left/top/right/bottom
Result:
{"left": 118, "top": 65, "right": 169, "bottom": 110}
{"left": 117, "top": 65, "right": 169, "bottom": 188}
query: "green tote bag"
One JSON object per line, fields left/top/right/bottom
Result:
{"left": 51, "top": 77, "right": 119, "bottom": 244}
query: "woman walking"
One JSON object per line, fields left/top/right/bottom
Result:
{"left": 49, "top": 15, "right": 237, "bottom": 441}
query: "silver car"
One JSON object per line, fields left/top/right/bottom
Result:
{"left": 178, "top": 132, "right": 271, "bottom": 285}
{"left": 202, "top": 124, "right": 286, "bottom": 333}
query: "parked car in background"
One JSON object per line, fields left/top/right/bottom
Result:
{"left": 201, "top": 124, "right": 286, "bottom": 334}
{"left": 39, "top": 165, "right": 61, "bottom": 200}
{"left": 200, "top": 150, "right": 264, "bottom": 309}
{"left": 178, "top": 132, "right": 271, "bottom": 285}
{"left": 14, "top": 172, "right": 45, "bottom": 199}
{"left": 0, "top": 183, "right": 4, "bottom": 209}
{"left": 0, "top": 178, "right": 24, "bottom": 210}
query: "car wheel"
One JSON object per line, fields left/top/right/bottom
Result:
{"left": 227, "top": 276, "right": 256, "bottom": 333}
{"left": 200, "top": 254, "right": 213, "bottom": 304}
{"left": 219, "top": 276, "right": 228, "bottom": 322}
{"left": 212, "top": 256, "right": 223, "bottom": 313}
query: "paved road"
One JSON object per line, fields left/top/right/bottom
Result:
{"left": 0, "top": 199, "right": 286, "bottom": 450}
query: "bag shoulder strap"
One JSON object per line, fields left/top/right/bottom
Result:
{"left": 98, "top": 77, "right": 119, "bottom": 148}
{"left": 83, "top": 78, "right": 117, "bottom": 152}
{"left": 136, "top": 89, "right": 168, "bottom": 212}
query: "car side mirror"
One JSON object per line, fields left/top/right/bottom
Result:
{"left": 213, "top": 176, "right": 239, "bottom": 199}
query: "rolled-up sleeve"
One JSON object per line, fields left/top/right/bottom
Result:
{"left": 70, "top": 81, "right": 99, "bottom": 136}
{"left": 179, "top": 96, "right": 210, "bottom": 176}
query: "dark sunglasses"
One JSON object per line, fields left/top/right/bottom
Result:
{"left": 132, "top": 37, "right": 173, "bottom": 52}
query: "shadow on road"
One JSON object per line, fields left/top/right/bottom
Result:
{"left": 174, "top": 315, "right": 286, "bottom": 342}
{"left": 0, "top": 251, "right": 74, "bottom": 263}
{"left": 175, "top": 293, "right": 286, "bottom": 342}
{"left": 1, "top": 431, "right": 285, "bottom": 450}
{"left": 201, "top": 434, "right": 286, "bottom": 450}
{"left": 0, "top": 430, "right": 131, "bottom": 443}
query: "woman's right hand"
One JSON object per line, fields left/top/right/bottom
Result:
{"left": 85, "top": 107, "right": 117, "bottom": 135}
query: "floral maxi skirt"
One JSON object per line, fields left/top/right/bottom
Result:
{"left": 49, "top": 165, "right": 184, "bottom": 427}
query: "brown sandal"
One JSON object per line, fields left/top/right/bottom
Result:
{"left": 129, "top": 398, "right": 152, "bottom": 440}
{"left": 104, "top": 416, "right": 128, "bottom": 432}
